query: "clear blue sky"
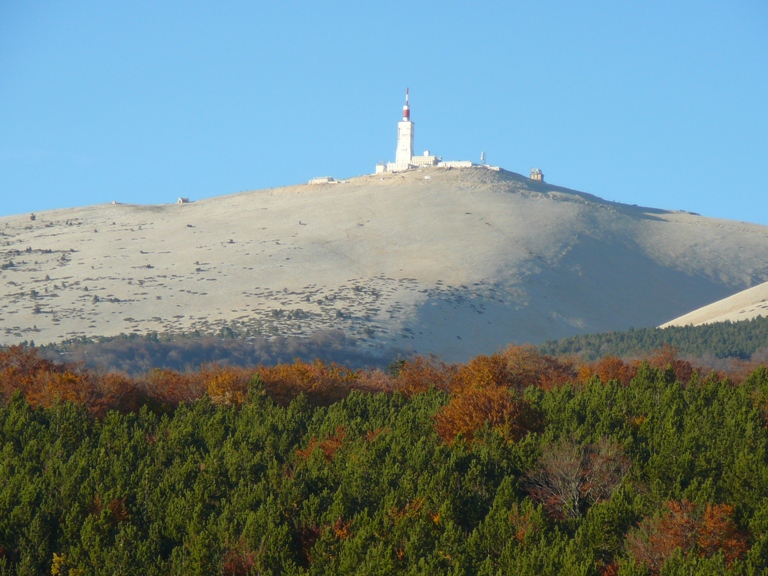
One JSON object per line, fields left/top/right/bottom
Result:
{"left": 2, "top": 1, "right": 767, "bottom": 223}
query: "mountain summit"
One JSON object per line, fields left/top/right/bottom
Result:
{"left": 2, "top": 166, "right": 767, "bottom": 361}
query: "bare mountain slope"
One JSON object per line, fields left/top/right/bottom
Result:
{"left": 2, "top": 166, "right": 767, "bottom": 361}
{"left": 661, "top": 281, "right": 768, "bottom": 328}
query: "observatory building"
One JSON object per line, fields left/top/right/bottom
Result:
{"left": 376, "top": 89, "right": 439, "bottom": 173}
{"left": 374, "top": 89, "right": 509, "bottom": 174}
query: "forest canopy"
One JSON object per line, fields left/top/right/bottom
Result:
{"left": 539, "top": 315, "right": 768, "bottom": 363}
{"left": 2, "top": 344, "right": 768, "bottom": 574}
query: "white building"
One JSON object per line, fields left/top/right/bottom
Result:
{"left": 395, "top": 91, "right": 413, "bottom": 166}
{"left": 376, "top": 90, "right": 498, "bottom": 174}
{"left": 437, "top": 160, "right": 473, "bottom": 168}
{"left": 382, "top": 89, "right": 438, "bottom": 173}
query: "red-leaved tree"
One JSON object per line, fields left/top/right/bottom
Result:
{"left": 626, "top": 499, "right": 748, "bottom": 573}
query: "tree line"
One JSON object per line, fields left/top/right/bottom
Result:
{"left": 27, "top": 316, "right": 768, "bottom": 378}
{"left": 539, "top": 315, "right": 768, "bottom": 363}
{"left": 35, "top": 329, "right": 392, "bottom": 376}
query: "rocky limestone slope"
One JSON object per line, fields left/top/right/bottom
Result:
{"left": 2, "top": 166, "right": 767, "bottom": 361}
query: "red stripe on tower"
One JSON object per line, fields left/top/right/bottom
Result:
{"left": 402, "top": 87, "right": 410, "bottom": 120}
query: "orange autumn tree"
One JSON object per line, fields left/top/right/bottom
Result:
{"left": 28, "top": 370, "right": 94, "bottom": 409}
{"left": 90, "top": 372, "right": 146, "bottom": 416}
{"left": 434, "top": 353, "right": 543, "bottom": 444}
{"left": 257, "top": 359, "right": 360, "bottom": 407}
{"left": 143, "top": 368, "right": 205, "bottom": 408}
{"left": 596, "top": 356, "right": 638, "bottom": 386}
{"left": 393, "top": 355, "right": 455, "bottom": 396}
{"left": 626, "top": 499, "right": 748, "bottom": 573}
{"left": 497, "top": 345, "right": 577, "bottom": 391}
{"left": 450, "top": 354, "right": 510, "bottom": 390}
{"left": 202, "top": 364, "right": 252, "bottom": 406}
{"left": 576, "top": 356, "right": 639, "bottom": 387}
{"left": 578, "top": 346, "right": 702, "bottom": 387}
{"left": 646, "top": 345, "right": 697, "bottom": 384}
{"left": 447, "top": 348, "right": 576, "bottom": 393}
{"left": 0, "top": 345, "right": 70, "bottom": 402}
{"left": 434, "top": 384, "right": 541, "bottom": 444}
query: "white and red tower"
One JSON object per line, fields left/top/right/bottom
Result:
{"left": 378, "top": 88, "right": 437, "bottom": 173}
{"left": 395, "top": 88, "right": 414, "bottom": 167}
